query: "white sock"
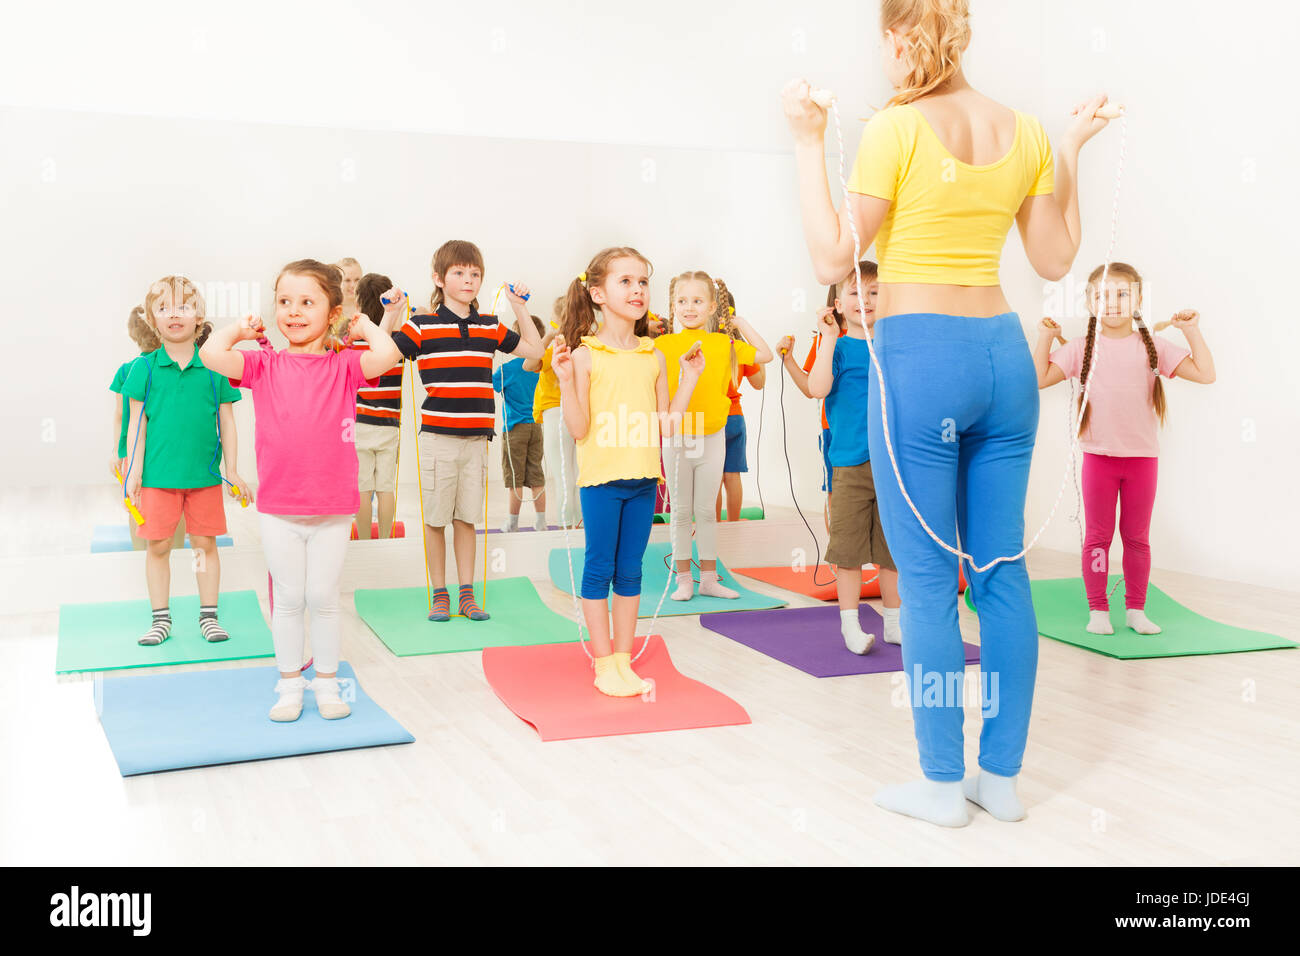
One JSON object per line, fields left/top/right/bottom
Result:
{"left": 699, "top": 570, "right": 739, "bottom": 599}
{"left": 309, "top": 676, "right": 351, "bottom": 719}
{"left": 671, "top": 571, "right": 694, "bottom": 601}
{"left": 501, "top": 514, "right": 519, "bottom": 533}
{"left": 269, "top": 676, "right": 308, "bottom": 722}
{"left": 1086, "top": 610, "right": 1114, "bottom": 635}
{"left": 873, "top": 779, "right": 969, "bottom": 828}
{"left": 963, "top": 770, "right": 1026, "bottom": 822}
{"left": 841, "top": 609, "right": 875, "bottom": 655}
{"left": 882, "top": 606, "right": 902, "bottom": 645}
{"left": 1126, "top": 608, "right": 1162, "bottom": 634}
{"left": 534, "top": 511, "right": 547, "bottom": 532}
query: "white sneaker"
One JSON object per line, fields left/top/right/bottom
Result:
{"left": 309, "top": 676, "right": 352, "bottom": 720}
{"left": 269, "top": 676, "right": 309, "bottom": 722}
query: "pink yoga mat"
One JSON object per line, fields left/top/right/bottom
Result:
{"left": 482, "top": 636, "right": 751, "bottom": 741}
{"left": 699, "top": 604, "right": 980, "bottom": 678}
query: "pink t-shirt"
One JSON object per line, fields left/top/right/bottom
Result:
{"left": 233, "top": 347, "right": 377, "bottom": 515}
{"left": 1050, "top": 332, "right": 1189, "bottom": 457}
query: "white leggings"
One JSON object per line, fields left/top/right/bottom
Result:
{"left": 542, "top": 405, "right": 581, "bottom": 526}
{"left": 663, "top": 429, "right": 726, "bottom": 564}
{"left": 260, "top": 513, "right": 352, "bottom": 674}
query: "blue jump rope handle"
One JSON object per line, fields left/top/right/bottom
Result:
{"left": 508, "top": 284, "right": 530, "bottom": 301}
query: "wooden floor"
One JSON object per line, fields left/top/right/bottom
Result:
{"left": 1, "top": 492, "right": 1298, "bottom": 866}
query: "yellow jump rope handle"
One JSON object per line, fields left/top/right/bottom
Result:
{"left": 114, "top": 467, "right": 146, "bottom": 526}
{"left": 228, "top": 484, "right": 250, "bottom": 508}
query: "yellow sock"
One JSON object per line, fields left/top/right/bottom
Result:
{"left": 613, "top": 652, "right": 651, "bottom": 695}
{"left": 593, "top": 654, "right": 639, "bottom": 698}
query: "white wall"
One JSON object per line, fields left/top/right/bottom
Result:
{"left": 1, "top": 0, "right": 1295, "bottom": 590}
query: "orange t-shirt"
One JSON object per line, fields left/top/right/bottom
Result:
{"left": 802, "top": 328, "right": 847, "bottom": 430}
{"left": 726, "top": 363, "right": 758, "bottom": 416}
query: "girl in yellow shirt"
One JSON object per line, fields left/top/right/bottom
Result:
{"left": 553, "top": 247, "right": 704, "bottom": 698}
{"left": 654, "top": 272, "right": 773, "bottom": 600}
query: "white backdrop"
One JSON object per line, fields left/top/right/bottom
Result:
{"left": 1, "top": 0, "right": 1296, "bottom": 590}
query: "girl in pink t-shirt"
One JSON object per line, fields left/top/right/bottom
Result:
{"left": 201, "top": 258, "right": 404, "bottom": 722}
{"left": 1034, "top": 262, "right": 1216, "bottom": 636}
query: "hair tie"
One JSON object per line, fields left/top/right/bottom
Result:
{"left": 728, "top": 306, "right": 735, "bottom": 315}
{"left": 578, "top": 272, "right": 587, "bottom": 283}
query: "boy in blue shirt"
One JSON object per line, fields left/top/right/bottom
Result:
{"left": 493, "top": 314, "right": 548, "bottom": 532}
{"left": 803, "top": 262, "right": 901, "bottom": 653}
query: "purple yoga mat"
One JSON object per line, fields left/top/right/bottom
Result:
{"left": 700, "top": 604, "right": 981, "bottom": 678}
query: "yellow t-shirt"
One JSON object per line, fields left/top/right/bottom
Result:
{"left": 846, "top": 104, "right": 1055, "bottom": 286}
{"left": 576, "top": 335, "right": 663, "bottom": 488}
{"left": 532, "top": 345, "right": 561, "bottom": 421}
{"left": 654, "top": 329, "right": 757, "bottom": 436}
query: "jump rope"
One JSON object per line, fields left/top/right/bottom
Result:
{"left": 808, "top": 86, "right": 1128, "bottom": 580}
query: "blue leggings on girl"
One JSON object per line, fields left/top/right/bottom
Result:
{"left": 867, "top": 313, "right": 1040, "bottom": 782}
{"left": 578, "top": 478, "right": 658, "bottom": 598}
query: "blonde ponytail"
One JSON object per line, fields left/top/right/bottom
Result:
{"left": 880, "top": 0, "right": 971, "bottom": 106}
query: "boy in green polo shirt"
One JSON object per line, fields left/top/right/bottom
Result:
{"left": 122, "top": 276, "right": 250, "bottom": 646}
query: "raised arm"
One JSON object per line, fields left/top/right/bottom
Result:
{"left": 553, "top": 337, "right": 591, "bottom": 440}
{"left": 776, "top": 334, "right": 815, "bottom": 398}
{"left": 729, "top": 314, "right": 773, "bottom": 364}
{"left": 805, "top": 310, "right": 841, "bottom": 399}
{"left": 522, "top": 327, "right": 557, "bottom": 372}
{"left": 504, "top": 283, "right": 544, "bottom": 360}
{"left": 200, "top": 315, "right": 264, "bottom": 381}
{"left": 349, "top": 301, "right": 403, "bottom": 380}
{"left": 1034, "top": 318, "right": 1067, "bottom": 389}
{"left": 1016, "top": 94, "right": 1114, "bottom": 281}
{"left": 1168, "top": 311, "right": 1216, "bottom": 384}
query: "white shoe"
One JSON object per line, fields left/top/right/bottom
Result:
{"left": 309, "top": 676, "right": 352, "bottom": 720}
{"left": 269, "top": 676, "right": 309, "bottom": 722}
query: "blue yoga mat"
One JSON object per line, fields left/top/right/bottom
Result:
{"left": 547, "top": 541, "right": 787, "bottom": 617}
{"left": 91, "top": 524, "right": 233, "bottom": 553}
{"left": 95, "top": 661, "right": 413, "bottom": 775}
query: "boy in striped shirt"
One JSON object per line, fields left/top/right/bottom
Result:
{"left": 392, "top": 240, "right": 544, "bottom": 621}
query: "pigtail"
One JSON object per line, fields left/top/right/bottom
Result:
{"left": 1135, "top": 311, "right": 1167, "bottom": 427}
{"left": 127, "top": 304, "right": 160, "bottom": 352}
{"left": 558, "top": 276, "right": 595, "bottom": 361}
{"left": 666, "top": 276, "right": 679, "bottom": 332}
{"left": 1078, "top": 314, "right": 1097, "bottom": 435}
{"left": 196, "top": 321, "right": 214, "bottom": 348}
{"left": 713, "top": 278, "right": 741, "bottom": 390}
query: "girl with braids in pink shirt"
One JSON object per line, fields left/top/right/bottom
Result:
{"left": 1035, "top": 262, "right": 1216, "bottom": 636}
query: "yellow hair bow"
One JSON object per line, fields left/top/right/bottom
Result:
{"left": 578, "top": 272, "right": 587, "bottom": 283}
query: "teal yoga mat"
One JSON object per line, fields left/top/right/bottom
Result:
{"left": 964, "top": 576, "right": 1298, "bottom": 659}
{"left": 354, "top": 576, "right": 580, "bottom": 656}
{"left": 57, "top": 590, "right": 273, "bottom": 674}
{"left": 547, "top": 541, "right": 787, "bottom": 617}
{"left": 653, "top": 505, "right": 763, "bottom": 523}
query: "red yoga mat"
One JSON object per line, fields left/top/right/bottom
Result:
{"left": 482, "top": 636, "right": 751, "bottom": 742}
{"left": 732, "top": 564, "right": 966, "bottom": 601}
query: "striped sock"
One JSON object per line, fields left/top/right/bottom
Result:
{"left": 428, "top": 587, "right": 451, "bottom": 622}
{"left": 198, "top": 605, "right": 229, "bottom": 642}
{"left": 138, "top": 608, "right": 171, "bottom": 646}
{"left": 458, "top": 585, "right": 489, "bottom": 621}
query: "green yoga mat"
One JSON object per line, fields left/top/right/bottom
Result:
{"left": 964, "top": 576, "right": 1298, "bottom": 660}
{"left": 653, "top": 505, "right": 764, "bottom": 524}
{"left": 57, "top": 590, "right": 273, "bottom": 674}
{"left": 547, "top": 541, "right": 787, "bottom": 618}
{"left": 354, "top": 576, "right": 580, "bottom": 657}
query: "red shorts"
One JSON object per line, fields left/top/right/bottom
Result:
{"left": 139, "top": 485, "right": 227, "bottom": 540}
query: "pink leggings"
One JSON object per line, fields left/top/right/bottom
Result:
{"left": 1082, "top": 453, "right": 1158, "bottom": 611}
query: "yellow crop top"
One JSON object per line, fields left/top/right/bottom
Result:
{"left": 576, "top": 335, "right": 662, "bottom": 488}
{"left": 845, "top": 104, "right": 1055, "bottom": 286}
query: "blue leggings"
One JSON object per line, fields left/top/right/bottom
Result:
{"left": 578, "top": 478, "right": 658, "bottom": 599}
{"left": 867, "top": 313, "right": 1040, "bottom": 782}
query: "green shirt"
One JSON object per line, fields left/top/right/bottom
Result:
{"left": 109, "top": 357, "right": 141, "bottom": 459}
{"left": 122, "top": 345, "right": 241, "bottom": 489}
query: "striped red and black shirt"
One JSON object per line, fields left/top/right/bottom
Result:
{"left": 347, "top": 341, "right": 404, "bottom": 427}
{"left": 392, "top": 304, "right": 521, "bottom": 437}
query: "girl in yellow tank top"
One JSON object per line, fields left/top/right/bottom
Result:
{"left": 552, "top": 247, "right": 704, "bottom": 699}
{"left": 654, "top": 271, "right": 773, "bottom": 601}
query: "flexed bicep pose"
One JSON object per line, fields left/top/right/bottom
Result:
{"left": 784, "top": 0, "right": 1112, "bottom": 827}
